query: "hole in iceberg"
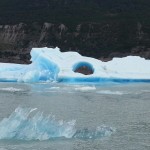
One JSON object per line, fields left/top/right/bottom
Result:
{"left": 73, "top": 62, "right": 94, "bottom": 75}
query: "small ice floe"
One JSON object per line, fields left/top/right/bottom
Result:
{"left": 97, "top": 90, "right": 124, "bottom": 95}
{"left": 49, "top": 87, "right": 60, "bottom": 90}
{"left": 0, "top": 87, "right": 23, "bottom": 92}
{"left": 75, "top": 86, "right": 96, "bottom": 92}
{"left": 0, "top": 107, "right": 115, "bottom": 141}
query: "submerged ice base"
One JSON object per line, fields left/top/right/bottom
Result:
{"left": 0, "top": 47, "right": 150, "bottom": 83}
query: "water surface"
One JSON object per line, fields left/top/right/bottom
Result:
{"left": 0, "top": 82, "right": 150, "bottom": 150}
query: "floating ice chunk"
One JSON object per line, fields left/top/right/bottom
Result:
{"left": 0, "top": 107, "right": 115, "bottom": 140}
{"left": 97, "top": 90, "right": 124, "bottom": 95}
{"left": 0, "top": 47, "right": 150, "bottom": 83}
{"left": 0, "top": 107, "right": 76, "bottom": 140}
{"left": 75, "top": 86, "right": 96, "bottom": 92}
{"left": 0, "top": 87, "right": 23, "bottom": 92}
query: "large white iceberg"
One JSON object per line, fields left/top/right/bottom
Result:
{"left": 0, "top": 47, "right": 150, "bottom": 83}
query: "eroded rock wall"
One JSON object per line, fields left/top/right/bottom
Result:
{"left": 0, "top": 22, "right": 150, "bottom": 63}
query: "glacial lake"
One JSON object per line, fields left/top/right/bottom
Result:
{"left": 0, "top": 82, "right": 150, "bottom": 150}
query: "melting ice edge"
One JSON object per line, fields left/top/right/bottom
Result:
{"left": 0, "top": 47, "right": 150, "bottom": 83}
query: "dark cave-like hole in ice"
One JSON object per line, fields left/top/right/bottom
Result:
{"left": 73, "top": 62, "right": 94, "bottom": 75}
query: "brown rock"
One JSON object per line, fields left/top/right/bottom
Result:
{"left": 74, "top": 65, "right": 93, "bottom": 75}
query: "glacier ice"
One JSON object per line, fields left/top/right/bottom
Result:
{"left": 0, "top": 47, "right": 150, "bottom": 83}
{"left": 0, "top": 107, "right": 115, "bottom": 140}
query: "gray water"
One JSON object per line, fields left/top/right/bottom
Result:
{"left": 0, "top": 82, "right": 150, "bottom": 150}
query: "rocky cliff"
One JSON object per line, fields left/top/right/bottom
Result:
{"left": 1, "top": 0, "right": 150, "bottom": 63}
{"left": 1, "top": 22, "right": 150, "bottom": 63}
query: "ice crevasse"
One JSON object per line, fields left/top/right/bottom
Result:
{"left": 0, "top": 47, "right": 150, "bottom": 83}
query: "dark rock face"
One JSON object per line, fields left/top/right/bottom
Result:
{"left": 1, "top": 0, "right": 150, "bottom": 63}
{"left": 1, "top": 22, "right": 150, "bottom": 64}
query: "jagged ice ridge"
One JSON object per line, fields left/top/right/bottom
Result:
{"left": 0, "top": 107, "right": 115, "bottom": 140}
{"left": 0, "top": 47, "right": 150, "bottom": 83}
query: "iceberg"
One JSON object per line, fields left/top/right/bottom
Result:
{"left": 0, "top": 107, "right": 115, "bottom": 140}
{"left": 0, "top": 47, "right": 150, "bottom": 83}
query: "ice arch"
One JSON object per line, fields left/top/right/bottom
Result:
{"left": 73, "top": 62, "right": 94, "bottom": 75}
{"left": 1, "top": 47, "right": 150, "bottom": 83}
